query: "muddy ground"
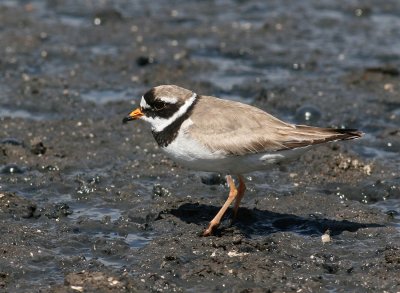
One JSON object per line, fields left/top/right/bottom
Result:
{"left": 0, "top": 0, "right": 399, "bottom": 292}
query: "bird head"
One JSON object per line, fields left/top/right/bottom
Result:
{"left": 123, "top": 85, "right": 197, "bottom": 132}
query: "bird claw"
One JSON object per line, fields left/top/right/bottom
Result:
{"left": 203, "top": 222, "right": 218, "bottom": 236}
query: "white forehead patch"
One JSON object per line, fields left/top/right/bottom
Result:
{"left": 140, "top": 96, "right": 150, "bottom": 109}
{"left": 159, "top": 96, "right": 178, "bottom": 104}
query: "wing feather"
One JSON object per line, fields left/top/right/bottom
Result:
{"left": 188, "top": 96, "right": 362, "bottom": 156}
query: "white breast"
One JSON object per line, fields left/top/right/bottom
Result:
{"left": 162, "top": 119, "right": 225, "bottom": 163}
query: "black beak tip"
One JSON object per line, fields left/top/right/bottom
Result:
{"left": 122, "top": 116, "right": 131, "bottom": 124}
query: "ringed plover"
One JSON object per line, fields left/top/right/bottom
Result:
{"left": 123, "top": 85, "right": 363, "bottom": 236}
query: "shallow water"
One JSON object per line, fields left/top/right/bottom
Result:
{"left": 193, "top": 54, "right": 291, "bottom": 92}
{"left": 80, "top": 89, "right": 136, "bottom": 105}
{"left": 0, "top": 107, "right": 52, "bottom": 121}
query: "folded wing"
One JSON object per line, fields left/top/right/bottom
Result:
{"left": 188, "top": 96, "right": 362, "bottom": 156}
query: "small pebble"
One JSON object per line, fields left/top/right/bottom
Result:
{"left": 136, "top": 56, "right": 154, "bottom": 66}
{"left": 153, "top": 184, "right": 171, "bottom": 197}
{"left": 31, "top": 142, "right": 47, "bottom": 155}
{"left": 321, "top": 229, "right": 331, "bottom": 243}
{"left": 70, "top": 286, "right": 84, "bottom": 292}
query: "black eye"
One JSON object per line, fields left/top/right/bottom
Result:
{"left": 153, "top": 101, "right": 166, "bottom": 111}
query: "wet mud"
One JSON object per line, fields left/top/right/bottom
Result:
{"left": 0, "top": 0, "right": 399, "bottom": 292}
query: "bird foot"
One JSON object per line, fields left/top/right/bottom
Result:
{"left": 203, "top": 222, "right": 219, "bottom": 236}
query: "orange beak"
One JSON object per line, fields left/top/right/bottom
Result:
{"left": 122, "top": 107, "right": 144, "bottom": 123}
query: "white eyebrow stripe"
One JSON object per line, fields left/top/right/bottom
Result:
{"left": 142, "top": 92, "right": 197, "bottom": 132}
{"left": 140, "top": 96, "right": 150, "bottom": 109}
{"left": 159, "top": 96, "right": 178, "bottom": 104}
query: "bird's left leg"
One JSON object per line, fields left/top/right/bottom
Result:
{"left": 231, "top": 174, "right": 246, "bottom": 221}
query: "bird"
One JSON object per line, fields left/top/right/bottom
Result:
{"left": 123, "top": 85, "right": 363, "bottom": 236}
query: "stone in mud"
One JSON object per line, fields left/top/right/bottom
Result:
{"left": 136, "top": 56, "right": 155, "bottom": 67}
{"left": 153, "top": 184, "right": 171, "bottom": 197}
{"left": 31, "top": 141, "right": 47, "bottom": 155}
{"left": 44, "top": 203, "right": 72, "bottom": 219}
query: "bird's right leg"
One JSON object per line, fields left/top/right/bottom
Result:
{"left": 203, "top": 175, "right": 238, "bottom": 236}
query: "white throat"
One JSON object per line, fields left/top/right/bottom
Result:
{"left": 142, "top": 92, "right": 197, "bottom": 132}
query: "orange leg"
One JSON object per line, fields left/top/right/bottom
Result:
{"left": 203, "top": 175, "right": 238, "bottom": 236}
{"left": 232, "top": 174, "right": 246, "bottom": 221}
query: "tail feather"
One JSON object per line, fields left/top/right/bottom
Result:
{"left": 282, "top": 125, "right": 364, "bottom": 149}
{"left": 332, "top": 128, "right": 364, "bottom": 140}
